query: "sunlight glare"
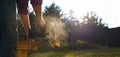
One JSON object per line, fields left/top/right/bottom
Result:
{"left": 43, "top": 0, "right": 120, "bottom": 28}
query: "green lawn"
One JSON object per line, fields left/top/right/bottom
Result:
{"left": 28, "top": 48, "right": 120, "bottom": 57}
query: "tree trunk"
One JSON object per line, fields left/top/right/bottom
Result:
{"left": 0, "top": 0, "right": 18, "bottom": 57}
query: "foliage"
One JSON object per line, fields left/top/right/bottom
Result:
{"left": 16, "top": 3, "right": 120, "bottom": 48}
{"left": 81, "top": 11, "right": 107, "bottom": 27}
{"left": 63, "top": 11, "right": 120, "bottom": 47}
{"left": 43, "top": 3, "right": 61, "bottom": 18}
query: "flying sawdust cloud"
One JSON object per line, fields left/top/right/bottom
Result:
{"left": 45, "top": 16, "right": 67, "bottom": 41}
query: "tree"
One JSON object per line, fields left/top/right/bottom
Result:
{"left": 0, "top": 0, "right": 17, "bottom": 57}
{"left": 81, "top": 11, "right": 107, "bottom": 27}
{"left": 76, "top": 11, "right": 110, "bottom": 44}
{"left": 43, "top": 3, "right": 61, "bottom": 18}
{"left": 64, "top": 11, "right": 109, "bottom": 44}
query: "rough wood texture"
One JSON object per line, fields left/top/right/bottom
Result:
{"left": 17, "top": 41, "right": 29, "bottom": 57}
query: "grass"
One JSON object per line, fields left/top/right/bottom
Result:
{"left": 28, "top": 48, "right": 120, "bottom": 57}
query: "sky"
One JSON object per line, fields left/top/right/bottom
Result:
{"left": 40, "top": 0, "right": 120, "bottom": 28}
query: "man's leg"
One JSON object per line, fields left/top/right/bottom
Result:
{"left": 20, "top": 15, "right": 31, "bottom": 39}
{"left": 16, "top": 0, "right": 31, "bottom": 39}
{"left": 31, "top": 0, "right": 45, "bottom": 28}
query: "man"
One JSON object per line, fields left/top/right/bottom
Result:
{"left": 16, "top": 0, "right": 45, "bottom": 39}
